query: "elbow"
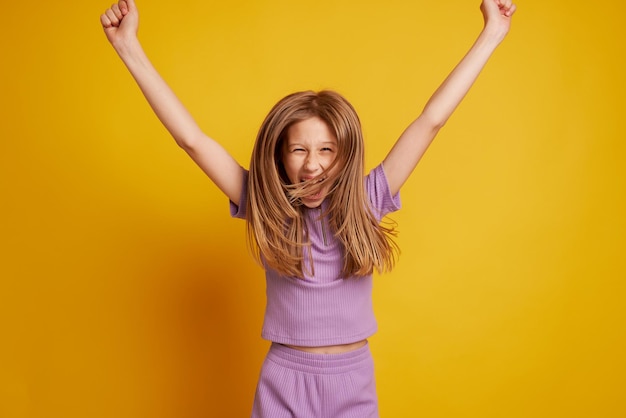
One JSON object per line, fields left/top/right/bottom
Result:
{"left": 175, "top": 132, "right": 202, "bottom": 154}
{"left": 176, "top": 137, "right": 193, "bottom": 152}
{"left": 418, "top": 112, "right": 446, "bottom": 133}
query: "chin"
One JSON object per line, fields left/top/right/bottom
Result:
{"left": 301, "top": 199, "right": 324, "bottom": 209}
{"left": 301, "top": 193, "right": 326, "bottom": 208}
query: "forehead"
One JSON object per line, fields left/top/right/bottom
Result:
{"left": 286, "top": 116, "right": 337, "bottom": 144}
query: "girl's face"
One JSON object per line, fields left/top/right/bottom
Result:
{"left": 281, "top": 116, "right": 338, "bottom": 208}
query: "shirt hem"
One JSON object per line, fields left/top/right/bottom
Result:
{"left": 261, "top": 326, "right": 377, "bottom": 347}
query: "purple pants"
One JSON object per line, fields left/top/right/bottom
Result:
{"left": 251, "top": 342, "right": 379, "bottom": 418}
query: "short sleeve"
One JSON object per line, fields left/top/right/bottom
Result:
{"left": 229, "top": 169, "right": 249, "bottom": 220}
{"left": 365, "top": 163, "right": 401, "bottom": 221}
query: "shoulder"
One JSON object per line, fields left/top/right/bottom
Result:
{"left": 229, "top": 168, "right": 249, "bottom": 219}
{"left": 365, "top": 163, "right": 401, "bottom": 220}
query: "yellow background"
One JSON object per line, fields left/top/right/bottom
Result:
{"left": 1, "top": 1, "right": 625, "bottom": 417}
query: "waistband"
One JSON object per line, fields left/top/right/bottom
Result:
{"left": 266, "top": 342, "right": 372, "bottom": 375}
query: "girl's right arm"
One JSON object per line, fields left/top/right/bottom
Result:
{"left": 100, "top": 0, "right": 244, "bottom": 205}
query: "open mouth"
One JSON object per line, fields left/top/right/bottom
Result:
{"left": 300, "top": 176, "right": 326, "bottom": 184}
{"left": 299, "top": 177, "right": 326, "bottom": 200}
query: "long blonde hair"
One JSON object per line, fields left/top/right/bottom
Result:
{"left": 247, "top": 90, "right": 398, "bottom": 278}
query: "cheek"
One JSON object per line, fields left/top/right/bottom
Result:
{"left": 322, "top": 154, "right": 339, "bottom": 174}
{"left": 326, "top": 155, "right": 343, "bottom": 181}
{"left": 325, "top": 154, "right": 338, "bottom": 167}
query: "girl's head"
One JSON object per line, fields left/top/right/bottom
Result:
{"left": 247, "top": 90, "right": 397, "bottom": 278}
{"left": 251, "top": 90, "right": 365, "bottom": 208}
{"left": 281, "top": 116, "right": 339, "bottom": 208}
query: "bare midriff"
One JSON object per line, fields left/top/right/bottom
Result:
{"left": 283, "top": 339, "right": 367, "bottom": 354}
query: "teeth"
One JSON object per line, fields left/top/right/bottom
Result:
{"left": 301, "top": 177, "right": 325, "bottom": 183}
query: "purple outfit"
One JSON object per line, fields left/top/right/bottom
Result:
{"left": 230, "top": 163, "right": 400, "bottom": 418}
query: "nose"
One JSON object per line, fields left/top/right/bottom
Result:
{"left": 304, "top": 153, "right": 321, "bottom": 172}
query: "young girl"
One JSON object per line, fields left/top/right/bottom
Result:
{"left": 100, "top": 1, "right": 516, "bottom": 416}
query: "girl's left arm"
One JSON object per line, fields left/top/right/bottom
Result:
{"left": 383, "top": 0, "right": 516, "bottom": 196}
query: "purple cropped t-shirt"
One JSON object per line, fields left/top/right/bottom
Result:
{"left": 230, "top": 163, "right": 401, "bottom": 346}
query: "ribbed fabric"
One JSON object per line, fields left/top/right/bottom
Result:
{"left": 251, "top": 343, "right": 378, "bottom": 418}
{"left": 231, "top": 163, "right": 401, "bottom": 346}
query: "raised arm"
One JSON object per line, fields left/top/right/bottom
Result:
{"left": 100, "top": 0, "right": 244, "bottom": 205}
{"left": 383, "top": 0, "right": 516, "bottom": 196}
